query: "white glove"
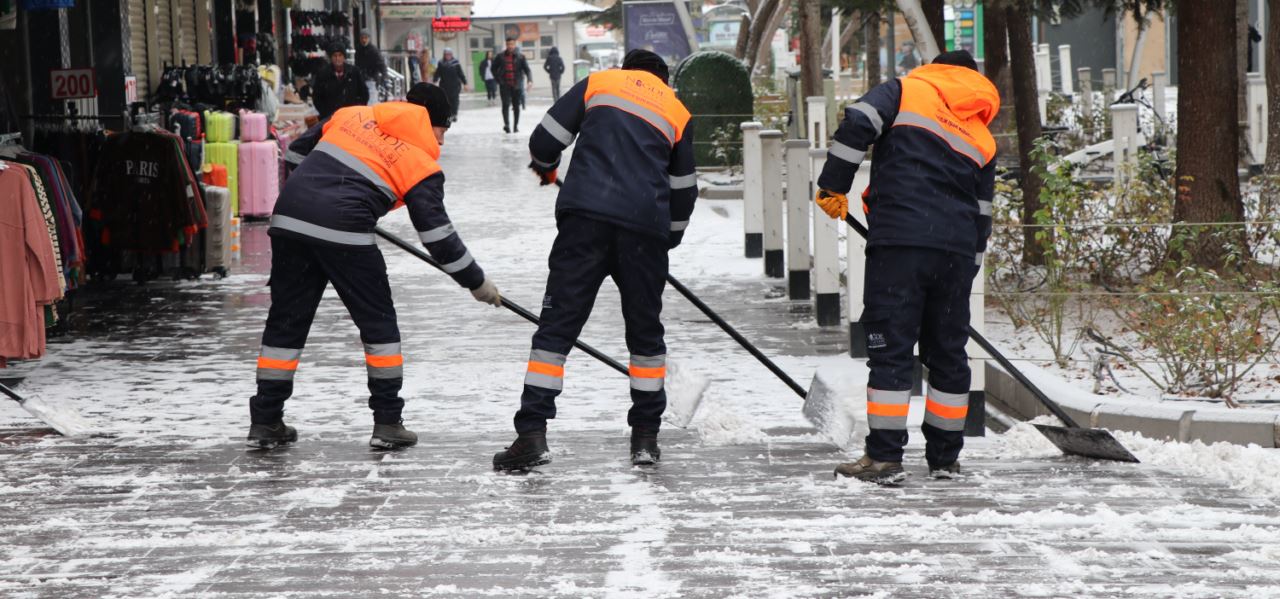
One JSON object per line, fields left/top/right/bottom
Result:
{"left": 470, "top": 278, "right": 502, "bottom": 307}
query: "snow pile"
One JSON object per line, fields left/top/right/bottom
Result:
{"left": 693, "top": 398, "right": 768, "bottom": 446}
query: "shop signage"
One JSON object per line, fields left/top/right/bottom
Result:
{"left": 504, "top": 22, "right": 540, "bottom": 43}
{"left": 623, "top": 1, "right": 690, "bottom": 63}
{"left": 50, "top": 68, "right": 96, "bottom": 100}
{"left": 21, "top": 0, "right": 74, "bottom": 9}
{"left": 124, "top": 76, "right": 137, "bottom": 104}
{"left": 432, "top": 16, "right": 470, "bottom": 32}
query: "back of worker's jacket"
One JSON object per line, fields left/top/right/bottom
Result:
{"left": 529, "top": 69, "right": 697, "bottom": 242}
{"left": 817, "top": 63, "right": 999, "bottom": 264}
{"left": 273, "top": 102, "right": 484, "bottom": 289}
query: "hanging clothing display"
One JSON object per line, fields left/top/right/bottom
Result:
{"left": 0, "top": 162, "right": 63, "bottom": 360}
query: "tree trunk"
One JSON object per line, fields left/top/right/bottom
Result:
{"left": 824, "top": 11, "right": 860, "bottom": 69}
{"left": 734, "top": 13, "right": 753, "bottom": 59}
{"left": 799, "top": 0, "right": 822, "bottom": 98}
{"left": 1006, "top": 3, "right": 1044, "bottom": 265}
{"left": 745, "top": 0, "right": 783, "bottom": 72}
{"left": 753, "top": 2, "right": 792, "bottom": 75}
{"left": 866, "top": 12, "right": 881, "bottom": 87}
{"left": 1174, "top": 0, "right": 1245, "bottom": 268}
{"left": 1268, "top": 0, "right": 1280, "bottom": 176}
{"left": 983, "top": 1, "right": 1015, "bottom": 158}
{"left": 1237, "top": 0, "right": 1251, "bottom": 165}
{"left": 922, "top": 0, "right": 946, "bottom": 50}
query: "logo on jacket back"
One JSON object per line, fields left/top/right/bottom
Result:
{"left": 124, "top": 159, "right": 160, "bottom": 179}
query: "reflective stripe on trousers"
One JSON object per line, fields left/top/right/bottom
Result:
{"left": 257, "top": 346, "right": 302, "bottom": 381}
{"left": 629, "top": 354, "right": 666, "bottom": 392}
{"left": 866, "top": 387, "right": 910, "bottom": 430}
{"left": 525, "top": 349, "right": 567, "bottom": 391}
{"left": 364, "top": 342, "right": 404, "bottom": 379}
{"left": 923, "top": 389, "right": 969, "bottom": 432}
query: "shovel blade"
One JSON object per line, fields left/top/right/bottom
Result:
{"left": 662, "top": 359, "right": 709, "bottom": 428}
{"left": 1033, "top": 424, "right": 1140, "bottom": 463}
{"left": 15, "top": 394, "right": 94, "bottom": 437}
{"left": 801, "top": 374, "right": 863, "bottom": 450}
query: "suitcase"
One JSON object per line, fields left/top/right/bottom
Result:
{"left": 171, "top": 109, "right": 203, "bottom": 140}
{"left": 204, "top": 141, "right": 240, "bottom": 215}
{"left": 202, "top": 184, "right": 232, "bottom": 276}
{"left": 239, "top": 110, "right": 269, "bottom": 142}
{"left": 185, "top": 139, "right": 204, "bottom": 174}
{"left": 205, "top": 111, "right": 236, "bottom": 143}
{"left": 238, "top": 140, "right": 279, "bottom": 218}
{"left": 201, "top": 162, "right": 228, "bottom": 187}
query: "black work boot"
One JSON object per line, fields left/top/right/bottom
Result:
{"left": 833, "top": 455, "right": 907, "bottom": 486}
{"left": 493, "top": 430, "right": 551, "bottom": 471}
{"left": 370, "top": 421, "right": 418, "bottom": 449}
{"left": 928, "top": 461, "right": 962, "bottom": 480}
{"left": 630, "top": 429, "right": 660, "bottom": 466}
{"left": 246, "top": 421, "right": 297, "bottom": 450}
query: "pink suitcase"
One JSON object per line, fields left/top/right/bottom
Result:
{"left": 238, "top": 141, "right": 280, "bottom": 218}
{"left": 239, "top": 110, "right": 269, "bottom": 142}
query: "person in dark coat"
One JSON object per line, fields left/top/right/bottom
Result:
{"left": 490, "top": 37, "right": 533, "bottom": 133}
{"left": 543, "top": 46, "right": 566, "bottom": 101}
{"left": 432, "top": 47, "right": 468, "bottom": 121}
{"left": 356, "top": 30, "right": 386, "bottom": 102}
{"left": 312, "top": 47, "right": 369, "bottom": 119}
{"left": 479, "top": 50, "right": 497, "bottom": 105}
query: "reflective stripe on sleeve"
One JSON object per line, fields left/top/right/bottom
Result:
{"left": 314, "top": 141, "right": 398, "bottom": 205}
{"left": 440, "top": 251, "right": 475, "bottom": 274}
{"left": 284, "top": 149, "right": 307, "bottom": 165}
{"left": 585, "top": 93, "right": 677, "bottom": 143}
{"left": 539, "top": 113, "right": 577, "bottom": 146}
{"left": 827, "top": 141, "right": 866, "bottom": 164}
{"left": 525, "top": 349, "right": 567, "bottom": 391}
{"left": 270, "top": 214, "right": 376, "bottom": 246}
{"left": 629, "top": 354, "right": 666, "bottom": 392}
{"left": 530, "top": 154, "right": 558, "bottom": 168}
{"left": 978, "top": 199, "right": 992, "bottom": 216}
{"left": 866, "top": 388, "right": 910, "bottom": 430}
{"left": 257, "top": 346, "right": 302, "bottom": 381}
{"left": 923, "top": 390, "right": 969, "bottom": 432}
{"left": 418, "top": 224, "right": 457, "bottom": 244}
{"left": 669, "top": 172, "right": 697, "bottom": 189}
{"left": 975, "top": 252, "right": 984, "bottom": 266}
{"left": 850, "top": 102, "right": 884, "bottom": 136}
{"left": 670, "top": 220, "right": 689, "bottom": 232}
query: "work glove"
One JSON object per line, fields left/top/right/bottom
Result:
{"left": 470, "top": 278, "right": 502, "bottom": 307}
{"left": 815, "top": 189, "right": 848, "bottom": 220}
{"left": 668, "top": 230, "right": 685, "bottom": 250}
{"left": 528, "top": 160, "right": 558, "bottom": 186}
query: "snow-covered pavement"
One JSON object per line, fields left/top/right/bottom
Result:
{"left": 2, "top": 103, "right": 1279, "bottom": 598}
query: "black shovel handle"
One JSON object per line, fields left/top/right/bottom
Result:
{"left": 843, "top": 214, "right": 1082, "bottom": 428}
{"left": 373, "top": 227, "right": 630, "bottom": 377}
{"left": 0, "top": 381, "right": 24, "bottom": 404}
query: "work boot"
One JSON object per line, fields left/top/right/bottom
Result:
{"left": 370, "top": 421, "right": 418, "bottom": 449}
{"left": 246, "top": 421, "right": 297, "bottom": 450}
{"left": 493, "top": 430, "right": 551, "bottom": 471}
{"left": 630, "top": 429, "right": 660, "bottom": 466}
{"left": 833, "top": 455, "right": 906, "bottom": 485}
{"left": 928, "top": 461, "right": 962, "bottom": 480}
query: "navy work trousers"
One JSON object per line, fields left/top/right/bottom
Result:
{"left": 515, "top": 213, "right": 669, "bottom": 434}
{"left": 859, "top": 246, "right": 976, "bottom": 467}
{"left": 251, "top": 235, "right": 404, "bottom": 425}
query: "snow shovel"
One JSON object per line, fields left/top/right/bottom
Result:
{"left": 374, "top": 227, "right": 709, "bottom": 427}
{"left": 841, "top": 214, "right": 1139, "bottom": 463}
{"left": 1, "top": 380, "right": 93, "bottom": 437}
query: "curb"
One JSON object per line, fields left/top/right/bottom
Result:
{"left": 983, "top": 362, "right": 1280, "bottom": 448}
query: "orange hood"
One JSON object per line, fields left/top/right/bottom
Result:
{"left": 903, "top": 64, "right": 1000, "bottom": 126}
{"left": 372, "top": 102, "right": 441, "bottom": 160}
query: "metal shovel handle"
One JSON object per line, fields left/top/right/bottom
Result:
{"left": 373, "top": 227, "right": 630, "bottom": 377}
{"left": 842, "top": 214, "right": 1082, "bottom": 428}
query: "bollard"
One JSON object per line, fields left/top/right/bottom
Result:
{"left": 846, "top": 172, "right": 870, "bottom": 358}
{"left": 1246, "top": 73, "right": 1267, "bottom": 166}
{"left": 784, "top": 139, "right": 813, "bottom": 300}
{"left": 964, "top": 258, "right": 987, "bottom": 437}
{"left": 760, "top": 130, "right": 786, "bottom": 278}
{"left": 810, "top": 148, "right": 840, "bottom": 326}
{"left": 1101, "top": 67, "right": 1117, "bottom": 90}
{"left": 741, "top": 122, "right": 765, "bottom": 258}
{"left": 1111, "top": 103, "right": 1139, "bottom": 183}
{"left": 1035, "top": 44, "right": 1052, "bottom": 94}
{"left": 806, "top": 95, "right": 828, "bottom": 149}
{"left": 1058, "top": 45, "right": 1074, "bottom": 96}
{"left": 1151, "top": 71, "right": 1167, "bottom": 124}
{"left": 1078, "top": 67, "right": 1093, "bottom": 115}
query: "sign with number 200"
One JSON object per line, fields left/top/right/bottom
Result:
{"left": 51, "top": 68, "right": 97, "bottom": 100}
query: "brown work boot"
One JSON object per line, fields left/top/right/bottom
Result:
{"left": 834, "top": 455, "right": 907, "bottom": 485}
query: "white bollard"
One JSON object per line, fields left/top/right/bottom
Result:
{"left": 846, "top": 169, "right": 870, "bottom": 357}
{"left": 1101, "top": 68, "right": 1117, "bottom": 90}
{"left": 1246, "top": 73, "right": 1267, "bottom": 166}
{"left": 1035, "top": 44, "right": 1053, "bottom": 94}
{"left": 806, "top": 95, "right": 828, "bottom": 149}
{"left": 741, "top": 122, "right": 764, "bottom": 258}
{"left": 1058, "top": 45, "right": 1074, "bottom": 96}
{"left": 760, "top": 130, "right": 786, "bottom": 278}
{"left": 1078, "top": 67, "right": 1093, "bottom": 115}
{"left": 965, "top": 257, "right": 987, "bottom": 437}
{"left": 810, "top": 148, "right": 840, "bottom": 326}
{"left": 1111, "top": 103, "right": 1139, "bottom": 183}
{"left": 785, "top": 139, "right": 813, "bottom": 300}
{"left": 1151, "top": 71, "right": 1167, "bottom": 124}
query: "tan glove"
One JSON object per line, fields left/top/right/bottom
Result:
{"left": 470, "top": 278, "right": 502, "bottom": 307}
{"left": 815, "top": 189, "right": 848, "bottom": 220}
